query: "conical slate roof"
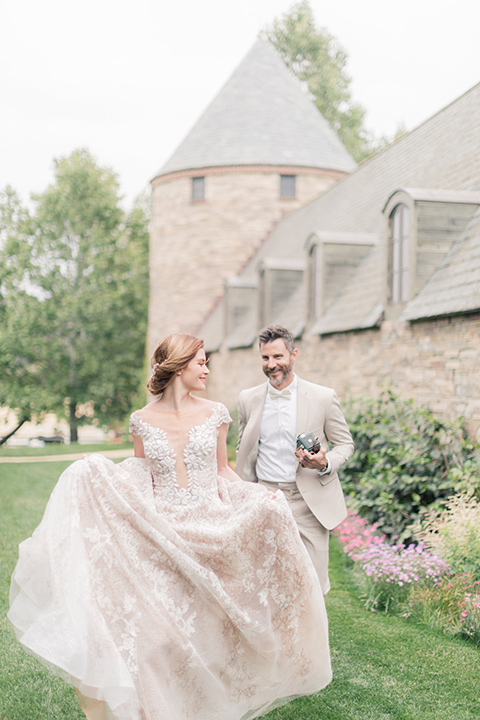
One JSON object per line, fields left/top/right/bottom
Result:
{"left": 157, "top": 39, "right": 356, "bottom": 177}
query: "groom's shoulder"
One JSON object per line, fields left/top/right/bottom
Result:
{"left": 298, "top": 376, "right": 335, "bottom": 399}
{"left": 238, "top": 382, "right": 266, "bottom": 404}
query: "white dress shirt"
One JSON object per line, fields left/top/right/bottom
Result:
{"left": 255, "top": 376, "right": 297, "bottom": 483}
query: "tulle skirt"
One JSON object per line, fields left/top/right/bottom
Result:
{"left": 8, "top": 455, "right": 331, "bottom": 719}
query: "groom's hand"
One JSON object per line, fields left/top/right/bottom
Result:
{"left": 295, "top": 446, "right": 328, "bottom": 471}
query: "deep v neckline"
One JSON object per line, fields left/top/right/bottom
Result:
{"left": 132, "top": 406, "right": 219, "bottom": 492}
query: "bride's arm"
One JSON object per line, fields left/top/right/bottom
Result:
{"left": 217, "top": 423, "right": 242, "bottom": 483}
{"left": 133, "top": 434, "right": 145, "bottom": 458}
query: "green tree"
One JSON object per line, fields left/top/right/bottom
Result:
{"left": 0, "top": 186, "right": 52, "bottom": 442}
{"left": 263, "top": 1, "right": 374, "bottom": 163}
{"left": 0, "top": 150, "right": 149, "bottom": 443}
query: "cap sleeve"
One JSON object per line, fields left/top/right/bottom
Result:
{"left": 215, "top": 403, "right": 232, "bottom": 427}
{"left": 129, "top": 412, "right": 142, "bottom": 436}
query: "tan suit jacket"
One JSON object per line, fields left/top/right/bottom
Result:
{"left": 236, "top": 377, "right": 354, "bottom": 530}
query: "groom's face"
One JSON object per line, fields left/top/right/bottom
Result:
{"left": 260, "top": 338, "right": 297, "bottom": 389}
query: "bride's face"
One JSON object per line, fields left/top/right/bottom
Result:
{"left": 180, "top": 348, "right": 209, "bottom": 391}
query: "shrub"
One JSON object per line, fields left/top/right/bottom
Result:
{"left": 460, "top": 589, "right": 480, "bottom": 643}
{"left": 342, "top": 390, "right": 480, "bottom": 542}
{"left": 403, "top": 574, "right": 480, "bottom": 644}
{"left": 227, "top": 407, "right": 238, "bottom": 464}
{"left": 418, "top": 493, "right": 480, "bottom": 579}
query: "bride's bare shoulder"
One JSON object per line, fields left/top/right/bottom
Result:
{"left": 132, "top": 400, "right": 167, "bottom": 426}
{"left": 134, "top": 399, "right": 158, "bottom": 417}
{"left": 194, "top": 397, "right": 218, "bottom": 410}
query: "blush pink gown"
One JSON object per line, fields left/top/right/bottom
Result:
{"left": 8, "top": 403, "right": 331, "bottom": 720}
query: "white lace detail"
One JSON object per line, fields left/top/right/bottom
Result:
{"left": 129, "top": 403, "right": 232, "bottom": 511}
{"left": 8, "top": 403, "right": 331, "bottom": 720}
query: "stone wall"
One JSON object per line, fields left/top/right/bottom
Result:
{"left": 205, "top": 312, "right": 480, "bottom": 441}
{"left": 148, "top": 165, "right": 343, "bottom": 354}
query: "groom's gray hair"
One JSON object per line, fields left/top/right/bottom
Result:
{"left": 258, "top": 325, "right": 296, "bottom": 354}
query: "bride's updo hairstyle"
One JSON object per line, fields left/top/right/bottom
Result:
{"left": 147, "top": 333, "right": 204, "bottom": 396}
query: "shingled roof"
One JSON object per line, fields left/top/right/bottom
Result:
{"left": 156, "top": 39, "right": 356, "bottom": 177}
{"left": 204, "top": 82, "right": 480, "bottom": 346}
{"left": 402, "top": 206, "right": 480, "bottom": 321}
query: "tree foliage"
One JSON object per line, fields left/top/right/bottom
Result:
{"left": 0, "top": 150, "right": 149, "bottom": 442}
{"left": 263, "top": 1, "right": 374, "bottom": 163}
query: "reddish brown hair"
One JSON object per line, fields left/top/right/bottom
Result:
{"left": 147, "top": 334, "right": 204, "bottom": 396}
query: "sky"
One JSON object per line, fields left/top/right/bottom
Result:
{"left": 1, "top": 0, "right": 479, "bottom": 210}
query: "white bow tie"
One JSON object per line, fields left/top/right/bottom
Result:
{"left": 269, "top": 386, "right": 292, "bottom": 399}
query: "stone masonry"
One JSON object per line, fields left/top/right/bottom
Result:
{"left": 148, "top": 165, "right": 342, "bottom": 354}
{"left": 205, "top": 312, "right": 480, "bottom": 442}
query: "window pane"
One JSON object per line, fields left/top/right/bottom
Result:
{"left": 401, "top": 204, "right": 410, "bottom": 236}
{"left": 392, "top": 270, "right": 400, "bottom": 304}
{"left": 280, "top": 174, "right": 296, "bottom": 198}
{"left": 401, "top": 231, "right": 409, "bottom": 269}
{"left": 389, "top": 203, "right": 410, "bottom": 304}
{"left": 393, "top": 236, "right": 401, "bottom": 270}
{"left": 393, "top": 209, "right": 401, "bottom": 238}
{"left": 308, "top": 245, "right": 317, "bottom": 321}
{"left": 401, "top": 268, "right": 409, "bottom": 301}
{"left": 192, "top": 176, "right": 205, "bottom": 201}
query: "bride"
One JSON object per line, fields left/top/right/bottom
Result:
{"left": 8, "top": 333, "right": 332, "bottom": 720}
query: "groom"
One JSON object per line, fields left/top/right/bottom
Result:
{"left": 236, "top": 325, "right": 354, "bottom": 594}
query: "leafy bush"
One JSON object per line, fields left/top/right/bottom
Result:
{"left": 418, "top": 493, "right": 480, "bottom": 579}
{"left": 342, "top": 390, "right": 480, "bottom": 541}
{"left": 227, "top": 407, "right": 238, "bottom": 465}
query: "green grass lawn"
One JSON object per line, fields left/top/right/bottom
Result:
{"left": 265, "top": 542, "right": 480, "bottom": 719}
{"left": 0, "top": 441, "right": 133, "bottom": 457}
{"left": 1, "top": 462, "right": 479, "bottom": 719}
{"left": 0, "top": 462, "right": 85, "bottom": 720}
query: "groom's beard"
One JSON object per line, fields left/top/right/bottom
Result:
{"left": 263, "top": 362, "right": 293, "bottom": 388}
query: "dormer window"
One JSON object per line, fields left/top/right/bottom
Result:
{"left": 388, "top": 203, "right": 410, "bottom": 304}
{"left": 306, "top": 231, "right": 377, "bottom": 331}
{"left": 258, "top": 259, "right": 305, "bottom": 327}
{"left": 280, "top": 174, "right": 296, "bottom": 198}
{"left": 224, "top": 278, "right": 257, "bottom": 340}
{"left": 192, "top": 176, "right": 205, "bottom": 201}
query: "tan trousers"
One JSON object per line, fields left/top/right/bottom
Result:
{"left": 258, "top": 479, "right": 330, "bottom": 594}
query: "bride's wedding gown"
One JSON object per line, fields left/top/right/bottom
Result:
{"left": 8, "top": 403, "right": 331, "bottom": 720}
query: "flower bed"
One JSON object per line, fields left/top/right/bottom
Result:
{"left": 405, "top": 573, "right": 480, "bottom": 642}
{"left": 333, "top": 509, "right": 480, "bottom": 643}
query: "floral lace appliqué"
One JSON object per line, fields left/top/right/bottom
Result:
{"left": 129, "top": 403, "right": 232, "bottom": 510}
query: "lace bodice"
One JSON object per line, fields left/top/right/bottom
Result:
{"left": 129, "top": 403, "right": 232, "bottom": 507}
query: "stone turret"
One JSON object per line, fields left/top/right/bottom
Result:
{"left": 148, "top": 38, "right": 355, "bottom": 352}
